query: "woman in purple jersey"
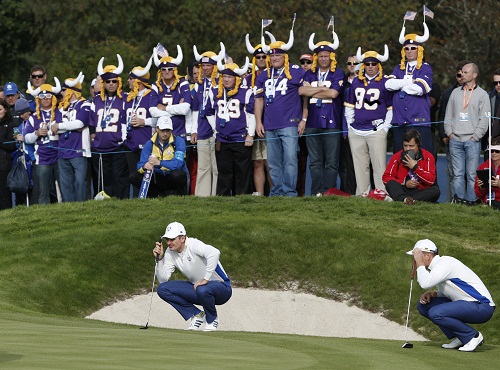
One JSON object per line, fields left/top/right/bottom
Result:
{"left": 24, "top": 78, "right": 61, "bottom": 204}
{"left": 52, "top": 72, "right": 91, "bottom": 202}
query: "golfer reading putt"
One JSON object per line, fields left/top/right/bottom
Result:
{"left": 407, "top": 239, "right": 495, "bottom": 352}
{"left": 153, "top": 221, "right": 232, "bottom": 331}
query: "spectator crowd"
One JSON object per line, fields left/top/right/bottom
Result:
{"left": 1, "top": 13, "right": 499, "bottom": 210}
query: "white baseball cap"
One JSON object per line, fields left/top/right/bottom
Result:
{"left": 406, "top": 239, "right": 438, "bottom": 255}
{"left": 157, "top": 116, "right": 173, "bottom": 130}
{"left": 162, "top": 222, "right": 186, "bottom": 239}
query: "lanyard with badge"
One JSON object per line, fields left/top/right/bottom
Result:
{"left": 316, "top": 71, "right": 328, "bottom": 107}
{"left": 399, "top": 63, "right": 416, "bottom": 99}
{"left": 102, "top": 96, "right": 116, "bottom": 128}
{"left": 219, "top": 89, "right": 231, "bottom": 128}
{"left": 62, "top": 102, "right": 76, "bottom": 139}
{"left": 265, "top": 68, "right": 284, "bottom": 104}
{"left": 460, "top": 85, "right": 475, "bottom": 122}
{"left": 41, "top": 110, "right": 51, "bottom": 144}
{"left": 127, "top": 93, "right": 144, "bottom": 132}
{"left": 200, "top": 78, "right": 211, "bottom": 118}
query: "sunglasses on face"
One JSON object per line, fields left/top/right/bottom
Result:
{"left": 456, "top": 73, "right": 462, "bottom": 78}
{"left": 31, "top": 74, "right": 45, "bottom": 79}
{"left": 346, "top": 62, "right": 359, "bottom": 66}
{"left": 255, "top": 55, "right": 266, "bottom": 60}
{"left": 404, "top": 46, "right": 418, "bottom": 51}
{"left": 494, "top": 81, "right": 500, "bottom": 85}
{"left": 105, "top": 79, "right": 118, "bottom": 84}
{"left": 39, "top": 93, "right": 53, "bottom": 99}
{"left": 364, "top": 62, "right": 378, "bottom": 67}
{"left": 160, "top": 67, "right": 175, "bottom": 72}
{"left": 300, "top": 60, "right": 312, "bottom": 65}
{"left": 491, "top": 150, "right": 500, "bottom": 153}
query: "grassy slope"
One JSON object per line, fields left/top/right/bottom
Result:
{"left": 0, "top": 196, "right": 499, "bottom": 361}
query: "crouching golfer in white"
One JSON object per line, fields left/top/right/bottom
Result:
{"left": 153, "top": 221, "right": 232, "bottom": 331}
{"left": 408, "top": 239, "right": 495, "bottom": 352}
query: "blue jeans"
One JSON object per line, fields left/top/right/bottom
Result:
{"left": 305, "top": 128, "right": 341, "bottom": 194}
{"left": 58, "top": 157, "right": 88, "bottom": 202}
{"left": 36, "top": 163, "right": 59, "bottom": 205}
{"left": 445, "top": 144, "right": 453, "bottom": 202}
{"left": 265, "top": 127, "right": 298, "bottom": 197}
{"left": 157, "top": 280, "right": 232, "bottom": 324}
{"left": 449, "top": 138, "right": 481, "bottom": 201}
{"left": 417, "top": 297, "right": 495, "bottom": 345}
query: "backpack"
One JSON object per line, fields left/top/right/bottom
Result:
{"left": 7, "top": 157, "right": 30, "bottom": 194}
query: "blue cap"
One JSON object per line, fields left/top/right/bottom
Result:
{"left": 3, "top": 82, "right": 19, "bottom": 96}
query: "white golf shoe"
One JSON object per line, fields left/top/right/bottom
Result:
{"left": 458, "top": 332, "right": 484, "bottom": 352}
{"left": 441, "top": 337, "right": 463, "bottom": 349}
{"left": 203, "top": 317, "right": 219, "bottom": 332}
{"left": 186, "top": 311, "right": 206, "bottom": 330}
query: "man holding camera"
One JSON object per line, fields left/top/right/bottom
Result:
{"left": 382, "top": 129, "right": 440, "bottom": 204}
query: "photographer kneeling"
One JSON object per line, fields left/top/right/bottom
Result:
{"left": 382, "top": 129, "right": 440, "bottom": 204}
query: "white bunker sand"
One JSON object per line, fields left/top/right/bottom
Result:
{"left": 87, "top": 288, "right": 427, "bottom": 340}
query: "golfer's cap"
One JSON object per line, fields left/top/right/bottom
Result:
{"left": 162, "top": 222, "right": 186, "bottom": 239}
{"left": 157, "top": 116, "right": 173, "bottom": 130}
{"left": 406, "top": 239, "right": 438, "bottom": 255}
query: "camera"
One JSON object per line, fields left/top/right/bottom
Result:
{"left": 401, "top": 150, "right": 416, "bottom": 162}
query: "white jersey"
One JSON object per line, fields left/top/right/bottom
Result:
{"left": 156, "top": 237, "right": 230, "bottom": 286}
{"left": 417, "top": 255, "right": 494, "bottom": 306}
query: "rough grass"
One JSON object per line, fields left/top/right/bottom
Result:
{"left": 0, "top": 195, "right": 499, "bottom": 346}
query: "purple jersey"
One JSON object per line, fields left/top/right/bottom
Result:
{"left": 255, "top": 64, "right": 305, "bottom": 130}
{"left": 89, "top": 95, "right": 126, "bottom": 152}
{"left": 150, "top": 79, "right": 192, "bottom": 138}
{"left": 387, "top": 62, "right": 432, "bottom": 127}
{"left": 303, "top": 68, "right": 345, "bottom": 129}
{"left": 124, "top": 90, "right": 154, "bottom": 152}
{"left": 26, "top": 111, "right": 59, "bottom": 165}
{"left": 345, "top": 76, "right": 393, "bottom": 131}
{"left": 55, "top": 100, "right": 91, "bottom": 159}
{"left": 212, "top": 86, "right": 255, "bottom": 143}
{"left": 192, "top": 78, "right": 215, "bottom": 140}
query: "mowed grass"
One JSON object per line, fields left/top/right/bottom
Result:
{"left": 0, "top": 196, "right": 499, "bottom": 369}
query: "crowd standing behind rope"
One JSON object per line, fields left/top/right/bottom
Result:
{"left": 0, "top": 13, "right": 499, "bottom": 210}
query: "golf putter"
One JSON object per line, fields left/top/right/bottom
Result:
{"left": 140, "top": 236, "right": 162, "bottom": 329}
{"left": 402, "top": 260, "right": 416, "bottom": 348}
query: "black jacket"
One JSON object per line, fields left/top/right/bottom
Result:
{"left": 0, "top": 118, "right": 17, "bottom": 171}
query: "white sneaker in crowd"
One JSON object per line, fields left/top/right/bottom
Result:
{"left": 203, "top": 317, "right": 219, "bottom": 332}
{"left": 458, "top": 332, "right": 484, "bottom": 352}
{"left": 186, "top": 311, "right": 205, "bottom": 331}
{"left": 441, "top": 337, "right": 463, "bottom": 349}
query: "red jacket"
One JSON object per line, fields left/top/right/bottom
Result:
{"left": 474, "top": 160, "right": 500, "bottom": 202}
{"left": 382, "top": 148, "right": 436, "bottom": 189}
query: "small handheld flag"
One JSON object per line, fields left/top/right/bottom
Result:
{"left": 262, "top": 19, "right": 273, "bottom": 29}
{"left": 423, "top": 5, "right": 434, "bottom": 19}
{"left": 327, "top": 16, "right": 334, "bottom": 31}
{"left": 155, "top": 43, "right": 169, "bottom": 58}
{"left": 404, "top": 11, "right": 417, "bottom": 20}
